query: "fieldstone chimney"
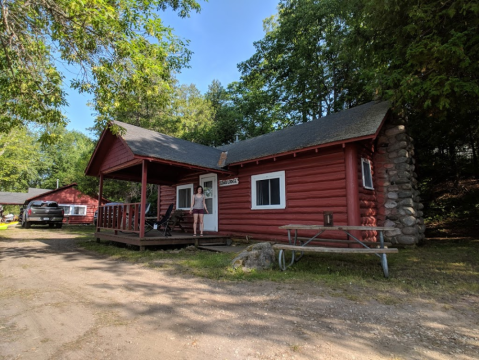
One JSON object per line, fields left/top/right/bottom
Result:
{"left": 374, "top": 115, "right": 425, "bottom": 245}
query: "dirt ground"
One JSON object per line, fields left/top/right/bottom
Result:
{"left": 1, "top": 227, "right": 478, "bottom": 360}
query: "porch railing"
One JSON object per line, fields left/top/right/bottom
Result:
{"left": 97, "top": 203, "right": 143, "bottom": 233}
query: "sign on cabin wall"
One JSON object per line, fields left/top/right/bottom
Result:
{"left": 219, "top": 178, "right": 239, "bottom": 187}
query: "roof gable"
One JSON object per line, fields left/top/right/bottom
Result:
{"left": 113, "top": 121, "right": 225, "bottom": 170}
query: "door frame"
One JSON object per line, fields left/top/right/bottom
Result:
{"left": 199, "top": 173, "right": 218, "bottom": 232}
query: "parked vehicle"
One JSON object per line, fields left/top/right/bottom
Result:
{"left": 22, "top": 201, "right": 64, "bottom": 228}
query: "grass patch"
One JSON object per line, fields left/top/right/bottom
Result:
{"left": 78, "top": 235, "right": 479, "bottom": 306}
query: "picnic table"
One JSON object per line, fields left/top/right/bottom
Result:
{"left": 274, "top": 225, "right": 398, "bottom": 278}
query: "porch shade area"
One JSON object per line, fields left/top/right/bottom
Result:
{"left": 85, "top": 121, "right": 230, "bottom": 240}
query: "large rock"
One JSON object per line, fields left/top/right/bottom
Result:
{"left": 232, "top": 242, "right": 275, "bottom": 271}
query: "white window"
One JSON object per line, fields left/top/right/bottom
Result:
{"left": 251, "top": 171, "right": 286, "bottom": 210}
{"left": 177, "top": 184, "right": 193, "bottom": 210}
{"left": 59, "top": 204, "right": 87, "bottom": 216}
{"left": 361, "top": 158, "right": 374, "bottom": 190}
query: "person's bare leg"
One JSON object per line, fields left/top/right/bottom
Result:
{"left": 193, "top": 213, "right": 198, "bottom": 235}
{"left": 199, "top": 213, "right": 204, "bottom": 235}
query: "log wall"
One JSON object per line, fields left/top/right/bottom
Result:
{"left": 160, "top": 146, "right": 353, "bottom": 242}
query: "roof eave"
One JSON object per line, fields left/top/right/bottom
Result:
{"left": 226, "top": 134, "right": 378, "bottom": 167}
{"left": 133, "top": 155, "right": 233, "bottom": 175}
{"left": 24, "top": 183, "right": 78, "bottom": 203}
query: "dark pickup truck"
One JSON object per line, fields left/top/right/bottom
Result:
{"left": 22, "top": 201, "right": 64, "bottom": 228}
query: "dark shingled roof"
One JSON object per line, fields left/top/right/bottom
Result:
{"left": 113, "top": 121, "right": 225, "bottom": 170}
{"left": 219, "top": 101, "right": 390, "bottom": 165}
{"left": 0, "top": 188, "right": 51, "bottom": 205}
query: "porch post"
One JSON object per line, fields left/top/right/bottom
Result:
{"left": 345, "top": 143, "right": 361, "bottom": 243}
{"left": 96, "top": 173, "right": 104, "bottom": 241}
{"left": 140, "top": 160, "right": 148, "bottom": 238}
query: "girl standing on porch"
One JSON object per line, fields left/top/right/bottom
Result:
{"left": 189, "top": 185, "right": 208, "bottom": 236}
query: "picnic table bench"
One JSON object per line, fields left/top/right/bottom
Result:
{"left": 274, "top": 225, "right": 398, "bottom": 278}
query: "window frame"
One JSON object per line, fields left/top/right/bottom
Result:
{"left": 251, "top": 170, "right": 286, "bottom": 210}
{"left": 361, "top": 158, "right": 374, "bottom": 190}
{"left": 176, "top": 184, "right": 194, "bottom": 210}
{"left": 58, "top": 204, "right": 87, "bottom": 216}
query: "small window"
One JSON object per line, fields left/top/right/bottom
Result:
{"left": 177, "top": 184, "right": 193, "bottom": 210}
{"left": 59, "top": 204, "right": 87, "bottom": 216}
{"left": 361, "top": 158, "right": 374, "bottom": 190}
{"left": 251, "top": 171, "right": 286, "bottom": 210}
{"left": 60, "top": 205, "right": 71, "bottom": 215}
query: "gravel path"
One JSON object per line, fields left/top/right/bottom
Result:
{"left": 1, "top": 227, "right": 478, "bottom": 360}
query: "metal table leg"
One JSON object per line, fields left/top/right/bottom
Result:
{"left": 379, "top": 231, "right": 389, "bottom": 278}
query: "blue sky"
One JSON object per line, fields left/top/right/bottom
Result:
{"left": 64, "top": 0, "right": 278, "bottom": 136}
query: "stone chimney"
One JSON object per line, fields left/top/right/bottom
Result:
{"left": 374, "top": 115, "right": 425, "bottom": 245}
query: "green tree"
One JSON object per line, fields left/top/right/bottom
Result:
{"left": 0, "top": 0, "right": 201, "bottom": 141}
{"left": 235, "top": 0, "right": 372, "bottom": 128}
{"left": 36, "top": 128, "right": 95, "bottom": 189}
{"left": 171, "top": 83, "right": 215, "bottom": 144}
{"left": 204, "top": 80, "right": 241, "bottom": 146}
{"left": 352, "top": 0, "right": 479, "bottom": 180}
{"left": 0, "top": 127, "right": 42, "bottom": 191}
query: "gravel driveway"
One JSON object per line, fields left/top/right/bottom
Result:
{"left": 1, "top": 227, "right": 478, "bottom": 360}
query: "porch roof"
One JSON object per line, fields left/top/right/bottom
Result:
{"left": 112, "top": 121, "right": 226, "bottom": 171}
{"left": 219, "top": 100, "right": 390, "bottom": 165}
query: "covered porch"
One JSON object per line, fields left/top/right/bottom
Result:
{"left": 85, "top": 121, "right": 232, "bottom": 249}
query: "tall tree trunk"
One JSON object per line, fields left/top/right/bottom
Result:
{"left": 468, "top": 116, "right": 478, "bottom": 179}
{"left": 448, "top": 143, "right": 460, "bottom": 190}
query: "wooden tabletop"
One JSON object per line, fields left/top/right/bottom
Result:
{"left": 279, "top": 224, "right": 395, "bottom": 231}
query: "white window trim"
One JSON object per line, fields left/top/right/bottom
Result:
{"left": 361, "top": 158, "right": 374, "bottom": 190}
{"left": 59, "top": 204, "right": 87, "bottom": 216}
{"left": 251, "top": 170, "right": 286, "bottom": 210}
{"left": 176, "top": 183, "right": 193, "bottom": 210}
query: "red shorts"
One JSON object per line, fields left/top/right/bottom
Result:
{"left": 192, "top": 209, "right": 204, "bottom": 214}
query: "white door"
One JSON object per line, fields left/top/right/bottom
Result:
{"left": 199, "top": 173, "right": 218, "bottom": 232}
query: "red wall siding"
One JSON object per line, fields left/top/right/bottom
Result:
{"left": 100, "top": 137, "right": 134, "bottom": 172}
{"left": 160, "top": 147, "right": 350, "bottom": 242}
{"left": 34, "top": 187, "right": 104, "bottom": 224}
{"left": 219, "top": 148, "right": 348, "bottom": 242}
{"left": 358, "top": 142, "right": 378, "bottom": 241}
{"left": 159, "top": 172, "right": 202, "bottom": 230}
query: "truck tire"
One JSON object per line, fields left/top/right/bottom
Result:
{"left": 56, "top": 223, "right": 63, "bottom": 229}
{"left": 49, "top": 223, "right": 54, "bottom": 228}
{"left": 25, "top": 221, "right": 31, "bottom": 229}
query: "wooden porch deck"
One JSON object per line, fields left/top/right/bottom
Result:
{"left": 94, "top": 230, "right": 231, "bottom": 250}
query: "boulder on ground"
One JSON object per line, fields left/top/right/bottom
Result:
{"left": 231, "top": 242, "right": 275, "bottom": 271}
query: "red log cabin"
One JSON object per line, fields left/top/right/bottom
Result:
{"left": 85, "top": 101, "right": 424, "bottom": 248}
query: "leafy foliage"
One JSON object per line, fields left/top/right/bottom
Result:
{"left": 0, "top": 127, "right": 41, "bottom": 191}
{"left": 0, "top": 0, "right": 201, "bottom": 140}
{"left": 229, "top": 0, "right": 478, "bottom": 183}
{"left": 233, "top": 0, "right": 373, "bottom": 131}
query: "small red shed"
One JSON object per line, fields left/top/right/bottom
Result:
{"left": 86, "top": 101, "right": 425, "bottom": 246}
{"left": 25, "top": 183, "right": 108, "bottom": 224}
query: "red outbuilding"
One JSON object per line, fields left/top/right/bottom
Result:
{"left": 86, "top": 101, "right": 425, "bottom": 248}
{"left": 25, "top": 183, "right": 108, "bottom": 224}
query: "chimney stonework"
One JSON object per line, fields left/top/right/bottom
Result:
{"left": 374, "top": 115, "right": 425, "bottom": 245}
